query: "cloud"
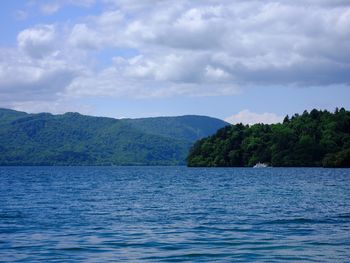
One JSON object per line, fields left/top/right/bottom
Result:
{"left": 14, "top": 10, "right": 28, "bottom": 20}
{"left": 39, "top": 0, "right": 96, "bottom": 15}
{"left": 41, "top": 3, "right": 61, "bottom": 15}
{"left": 68, "top": 11, "right": 124, "bottom": 50}
{"left": 66, "top": 0, "right": 350, "bottom": 87}
{"left": 0, "top": 47, "right": 80, "bottom": 104}
{"left": 225, "top": 110, "right": 284, "bottom": 125}
{"left": 65, "top": 60, "right": 238, "bottom": 99}
{"left": 68, "top": 24, "right": 102, "bottom": 50}
{"left": 17, "top": 25, "right": 57, "bottom": 59}
{"left": 1, "top": 0, "right": 350, "bottom": 114}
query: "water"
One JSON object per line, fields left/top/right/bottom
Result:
{"left": 1, "top": 167, "right": 350, "bottom": 262}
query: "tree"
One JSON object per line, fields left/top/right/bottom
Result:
{"left": 187, "top": 108, "right": 350, "bottom": 167}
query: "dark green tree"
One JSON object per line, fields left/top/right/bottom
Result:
{"left": 188, "top": 108, "right": 350, "bottom": 168}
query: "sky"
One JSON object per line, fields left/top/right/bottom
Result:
{"left": 0, "top": 0, "right": 349, "bottom": 124}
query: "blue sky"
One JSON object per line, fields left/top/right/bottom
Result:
{"left": 1, "top": 0, "right": 349, "bottom": 124}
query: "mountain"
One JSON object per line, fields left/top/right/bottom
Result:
{"left": 0, "top": 108, "right": 228, "bottom": 165}
{"left": 187, "top": 108, "right": 350, "bottom": 168}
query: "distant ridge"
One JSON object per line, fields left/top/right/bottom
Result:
{"left": 0, "top": 108, "right": 228, "bottom": 165}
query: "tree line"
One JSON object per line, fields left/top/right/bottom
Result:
{"left": 187, "top": 108, "right": 350, "bottom": 167}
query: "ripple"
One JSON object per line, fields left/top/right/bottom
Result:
{"left": 337, "top": 213, "right": 350, "bottom": 219}
{"left": 0, "top": 211, "right": 25, "bottom": 219}
{"left": 262, "top": 217, "right": 331, "bottom": 225}
{"left": 1, "top": 166, "right": 350, "bottom": 262}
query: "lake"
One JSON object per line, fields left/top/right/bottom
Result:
{"left": 1, "top": 167, "right": 350, "bottom": 262}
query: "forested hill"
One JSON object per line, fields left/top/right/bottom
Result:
{"left": 187, "top": 108, "right": 350, "bottom": 168}
{"left": 0, "top": 108, "right": 228, "bottom": 165}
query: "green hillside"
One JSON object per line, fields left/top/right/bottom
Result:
{"left": 123, "top": 115, "right": 228, "bottom": 142}
{"left": 0, "top": 108, "right": 228, "bottom": 165}
{"left": 187, "top": 108, "right": 350, "bottom": 168}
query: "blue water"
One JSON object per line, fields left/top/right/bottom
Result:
{"left": 1, "top": 167, "right": 350, "bottom": 262}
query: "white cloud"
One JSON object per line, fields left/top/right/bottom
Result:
{"left": 1, "top": 0, "right": 350, "bottom": 113}
{"left": 68, "top": 11, "right": 124, "bottom": 50}
{"left": 64, "top": 0, "right": 350, "bottom": 87}
{"left": 68, "top": 24, "right": 101, "bottom": 50}
{"left": 0, "top": 48, "right": 81, "bottom": 104}
{"left": 205, "top": 65, "right": 230, "bottom": 81}
{"left": 225, "top": 110, "right": 283, "bottom": 125}
{"left": 39, "top": 0, "right": 96, "bottom": 15}
{"left": 65, "top": 61, "right": 239, "bottom": 99}
{"left": 41, "top": 3, "right": 61, "bottom": 15}
{"left": 14, "top": 10, "right": 28, "bottom": 20}
{"left": 17, "top": 25, "right": 57, "bottom": 59}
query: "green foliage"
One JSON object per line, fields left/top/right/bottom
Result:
{"left": 187, "top": 108, "right": 350, "bottom": 168}
{"left": 0, "top": 108, "right": 227, "bottom": 166}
